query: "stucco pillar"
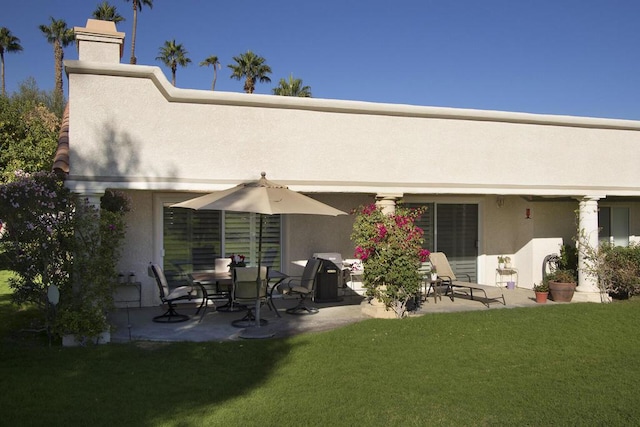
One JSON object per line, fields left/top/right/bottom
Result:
{"left": 574, "top": 196, "right": 605, "bottom": 302}
{"left": 375, "top": 193, "right": 402, "bottom": 215}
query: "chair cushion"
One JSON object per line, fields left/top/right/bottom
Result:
{"left": 166, "top": 285, "right": 193, "bottom": 301}
{"left": 288, "top": 285, "right": 311, "bottom": 294}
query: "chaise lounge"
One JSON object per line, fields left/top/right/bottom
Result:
{"left": 429, "top": 252, "right": 506, "bottom": 308}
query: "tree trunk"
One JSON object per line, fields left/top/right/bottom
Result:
{"left": 54, "top": 40, "right": 64, "bottom": 99}
{"left": 130, "top": 2, "right": 138, "bottom": 64}
{"left": 1, "top": 52, "right": 5, "bottom": 96}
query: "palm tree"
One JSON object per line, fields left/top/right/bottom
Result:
{"left": 92, "top": 1, "right": 125, "bottom": 23}
{"left": 199, "top": 55, "right": 221, "bottom": 91}
{"left": 0, "top": 27, "right": 23, "bottom": 97}
{"left": 272, "top": 74, "right": 312, "bottom": 97}
{"left": 228, "top": 50, "right": 272, "bottom": 94}
{"left": 124, "top": 0, "right": 153, "bottom": 64}
{"left": 156, "top": 39, "right": 191, "bottom": 86}
{"left": 38, "top": 17, "right": 74, "bottom": 101}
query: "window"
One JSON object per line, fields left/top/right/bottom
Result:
{"left": 599, "top": 206, "right": 629, "bottom": 246}
{"left": 162, "top": 205, "right": 280, "bottom": 284}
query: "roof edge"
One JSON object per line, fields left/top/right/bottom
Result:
{"left": 64, "top": 60, "right": 640, "bottom": 131}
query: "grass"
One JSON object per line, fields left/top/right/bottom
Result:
{"left": 1, "top": 270, "right": 640, "bottom": 426}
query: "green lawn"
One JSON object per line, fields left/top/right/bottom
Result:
{"left": 1, "top": 270, "right": 639, "bottom": 426}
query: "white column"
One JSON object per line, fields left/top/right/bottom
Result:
{"left": 575, "top": 196, "right": 604, "bottom": 302}
{"left": 375, "top": 193, "right": 402, "bottom": 215}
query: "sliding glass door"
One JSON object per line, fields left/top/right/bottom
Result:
{"left": 162, "top": 205, "right": 280, "bottom": 284}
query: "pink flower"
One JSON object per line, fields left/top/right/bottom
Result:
{"left": 375, "top": 223, "right": 387, "bottom": 241}
{"left": 419, "top": 249, "right": 431, "bottom": 262}
{"left": 362, "top": 203, "right": 378, "bottom": 215}
{"left": 355, "top": 246, "right": 371, "bottom": 261}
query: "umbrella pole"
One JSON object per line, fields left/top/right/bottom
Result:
{"left": 240, "top": 214, "right": 274, "bottom": 338}
{"left": 255, "top": 214, "right": 263, "bottom": 327}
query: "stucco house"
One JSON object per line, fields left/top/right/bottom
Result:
{"left": 56, "top": 20, "right": 640, "bottom": 307}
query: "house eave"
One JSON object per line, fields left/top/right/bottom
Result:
{"left": 64, "top": 60, "right": 640, "bottom": 131}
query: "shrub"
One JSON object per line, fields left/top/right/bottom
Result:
{"left": 598, "top": 244, "right": 640, "bottom": 299}
{"left": 351, "top": 203, "right": 430, "bottom": 318}
{"left": 0, "top": 171, "right": 130, "bottom": 340}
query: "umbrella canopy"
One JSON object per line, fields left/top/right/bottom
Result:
{"left": 170, "top": 172, "right": 347, "bottom": 337}
{"left": 171, "top": 172, "right": 347, "bottom": 216}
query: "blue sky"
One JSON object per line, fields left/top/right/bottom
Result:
{"left": 3, "top": 0, "right": 640, "bottom": 120}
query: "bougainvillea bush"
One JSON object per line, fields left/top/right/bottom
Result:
{"left": 0, "top": 171, "right": 130, "bottom": 340}
{"left": 351, "top": 203, "right": 430, "bottom": 318}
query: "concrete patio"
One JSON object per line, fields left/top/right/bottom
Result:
{"left": 108, "top": 286, "right": 553, "bottom": 343}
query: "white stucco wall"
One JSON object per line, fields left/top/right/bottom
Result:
{"left": 65, "top": 61, "right": 640, "bottom": 199}
{"left": 64, "top": 26, "right": 640, "bottom": 303}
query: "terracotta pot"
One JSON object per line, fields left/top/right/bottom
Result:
{"left": 549, "top": 281, "right": 576, "bottom": 302}
{"left": 535, "top": 291, "right": 548, "bottom": 303}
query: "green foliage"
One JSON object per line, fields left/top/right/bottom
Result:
{"left": 351, "top": 203, "right": 430, "bottom": 317}
{"left": 0, "top": 172, "right": 130, "bottom": 339}
{"left": 533, "top": 282, "right": 549, "bottom": 292}
{"left": 272, "top": 74, "right": 312, "bottom": 97}
{"left": 559, "top": 244, "right": 578, "bottom": 273}
{"left": 228, "top": 50, "right": 272, "bottom": 93}
{"left": 597, "top": 243, "right": 640, "bottom": 298}
{"left": 0, "top": 81, "right": 61, "bottom": 182}
{"left": 2, "top": 297, "right": 640, "bottom": 424}
{"left": 544, "top": 269, "right": 576, "bottom": 285}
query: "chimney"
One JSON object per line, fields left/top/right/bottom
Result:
{"left": 74, "top": 19, "right": 125, "bottom": 63}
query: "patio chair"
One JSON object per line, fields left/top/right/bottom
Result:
{"left": 279, "top": 258, "right": 323, "bottom": 315}
{"left": 149, "top": 262, "right": 206, "bottom": 323}
{"left": 429, "top": 252, "right": 506, "bottom": 307}
{"left": 231, "top": 266, "right": 268, "bottom": 327}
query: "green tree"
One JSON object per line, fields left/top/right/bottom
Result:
{"left": 38, "top": 17, "right": 74, "bottom": 102}
{"left": 0, "top": 81, "right": 60, "bottom": 182}
{"left": 156, "top": 40, "right": 191, "bottom": 86}
{"left": 272, "top": 74, "right": 312, "bottom": 97}
{"left": 92, "top": 1, "right": 125, "bottom": 23}
{"left": 124, "top": 0, "right": 153, "bottom": 64}
{"left": 0, "top": 27, "right": 23, "bottom": 97}
{"left": 200, "top": 55, "right": 221, "bottom": 91}
{"left": 228, "top": 50, "right": 272, "bottom": 94}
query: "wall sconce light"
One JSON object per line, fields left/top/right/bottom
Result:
{"left": 525, "top": 208, "right": 531, "bottom": 219}
{"left": 496, "top": 196, "right": 505, "bottom": 208}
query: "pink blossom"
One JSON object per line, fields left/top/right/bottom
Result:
{"left": 419, "top": 249, "right": 431, "bottom": 262}
{"left": 355, "top": 246, "right": 371, "bottom": 261}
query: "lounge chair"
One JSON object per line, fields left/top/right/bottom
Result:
{"left": 429, "top": 252, "right": 506, "bottom": 307}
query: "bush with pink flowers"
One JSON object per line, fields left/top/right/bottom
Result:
{"left": 351, "top": 203, "right": 430, "bottom": 317}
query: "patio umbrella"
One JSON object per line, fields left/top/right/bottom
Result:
{"left": 171, "top": 172, "right": 347, "bottom": 337}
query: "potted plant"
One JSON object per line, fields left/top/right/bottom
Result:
{"left": 430, "top": 264, "right": 438, "bottom": 281}
{"left": 546, "top": 269, "right": 577, "bottom": 302}
{"left": 498, "top": 255, "right": 511, "bottom": 269}
{"left": 533, "top": 282, "right": 549, "bottom": 303}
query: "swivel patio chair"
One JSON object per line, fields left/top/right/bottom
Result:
{"left": 279, "top": 258, "right": 323, "bottom": 315}
{"left": 149, "top": 262, "right": 206, "bottom": 323}
{"left": 231, "top": 266, "right": 269, "bottom": 327}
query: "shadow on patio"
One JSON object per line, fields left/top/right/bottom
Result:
{"left": 108, "top": 286, "right": 551, "bottom": 343}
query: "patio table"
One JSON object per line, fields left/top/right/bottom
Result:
{"left": 192, "top": 269, "right": 287, "bottom": 315}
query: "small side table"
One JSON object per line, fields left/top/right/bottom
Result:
{"left": 115, "top": 282, "right": 142, "bottom": 308}
{"left": 495, "top": 268, "right": 518, "bottom": 288}
{"left": 424, "top": 278, "right": 443, "bottom": 303}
